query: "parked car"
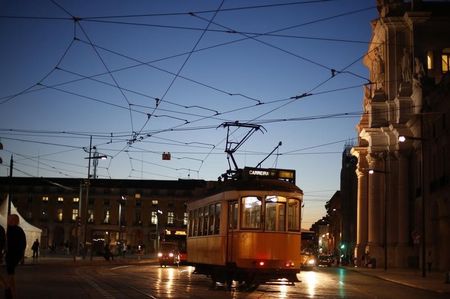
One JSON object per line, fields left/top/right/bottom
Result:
{"left": 158, "top": 242, "right": 180, "bottom": 267}
{"left": 318, "top": 255, "right": 333, "bottom": 267}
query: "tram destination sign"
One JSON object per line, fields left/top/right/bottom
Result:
{"left": 243, "top": 167, "right": 296, "bottom": 183}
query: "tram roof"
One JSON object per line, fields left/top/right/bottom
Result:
{"left": 205, "top": 176, "right": 303, "bottom": 197}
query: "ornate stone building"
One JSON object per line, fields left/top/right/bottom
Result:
{"left": 352, "top": 0, "right": 450, "bottom": 271}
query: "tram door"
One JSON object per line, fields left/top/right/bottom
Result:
{"left": 226, "top": 201, "right": 238, "bottom": 264}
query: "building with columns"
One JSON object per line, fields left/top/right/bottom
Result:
{"left": 352, "top": 0, "right": 450, "bottom": 271}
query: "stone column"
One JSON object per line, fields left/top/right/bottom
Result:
{"left": 367, "top": 154, "right": 384, "bottom": 266}
{"left": 355, "top": 168, "right": 368, "bottom": 266}
{"left": 395, "top": 151, "right": 411, "bottom": 267}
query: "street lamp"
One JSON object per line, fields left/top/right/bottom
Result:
{"left": 399, "top": 132, "right": 427, "bottom": 277}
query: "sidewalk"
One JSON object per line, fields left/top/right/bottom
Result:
{"left": 348, "top": 266, "right": 450, "bottom": 295}
{"left": 25, "top": 253, "right": 158, "bottom": 265}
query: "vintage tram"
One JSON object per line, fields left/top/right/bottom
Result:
{"left": 186, "top": 167, "right": 303, "bottom": 286}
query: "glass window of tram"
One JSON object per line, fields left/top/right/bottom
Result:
{"left": 228, "top": 201, "right": 238, "bottom": 230}
{"left": 287, "top": 199, "right": 300, "bottom": 231}
{"left": 241, "top": 196, "right": 262, "bottom": 229}
{"left": 265, "top": 195, "right": 286, "bottom": 232}
{"left": 203, "top": 207, "right": 209, "bottom": 235}
{"left": 208, "top": 205, "right": 215, "bottom": 235}
{"left": 214, "top": 203, "right": 221, "bottom": 234}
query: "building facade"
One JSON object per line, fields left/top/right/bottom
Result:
{"left": 352, "top": 0, "right": 450, "bottom": 271}
{"left": 0, "top": 177, "right": 207, "bottom": 255}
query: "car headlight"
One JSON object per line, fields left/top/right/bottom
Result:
{"left": 307, "top": 259, "right": 316, "bottom": 265}
{"left": 169, "top": 252, "right": 174, "bottom": 258}
{"left": 157, "top": 252, "right": 163, "bottom": 257}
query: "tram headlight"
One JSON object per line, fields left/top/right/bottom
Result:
{"left": 157, "top": 252, "right": 163, "bottom": 258}
{"left": 169, "top": 252, "right": 174, "bottom": 258}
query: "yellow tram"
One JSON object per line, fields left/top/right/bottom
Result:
{"left": 187, "top": 167, "right": 303, "bottom": 286}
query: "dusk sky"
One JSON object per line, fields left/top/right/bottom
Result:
{"left": 0, "top": 0, "right": 378, "bottom": 228}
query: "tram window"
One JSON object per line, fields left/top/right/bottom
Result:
{"left": 214, "top": 203, "right": 221, "bottom": 234}
{"left": 241, "top": 196, "right": 261, "bottom": 229}
{"left": 203, "top": 206, "right": 209, "bottom": 235}
{"left": 288, "top": 199, "right": 300, "bottom": 231}
{"left": 209, "top": 204, "right": 215, "bottom": 235}
{"left": 228, "top": 201, "right": 238, "bottom": 229}
{"left": 265, "top": 196, "right": 286, "bottom": 231}
{"left": 198, "top": 208, "right": 204, "bottom": 236}
{"left": 193, "top": 209, "right": 198, "bottom": 236}
{"left": 188, "top": 211, "right": 193, "bottom": 236}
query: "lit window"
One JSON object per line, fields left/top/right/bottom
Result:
{"left": 241, "top": 196, "right": 261, "bottom": 229}
{"left": 72, "top": 209, "right": 79, "bottom": 221}
{"left": 73, "top": 197, "right": 79, "bottom": 203}
{"left": 104, "top": 209, "right": 110, "bottom": 224}
{"left": 57, "top": 197, "right": 64, "bottom": 202}
{"left": 151, "top": 211, "right": 157, "bottom": 225}
{"left": 152, "top": 200, "right": 158, "bottom": 205}
{"left": 56, "top": 209, "right": 63, "bottom": 222}
{"left": 183, "top": 212, "right": 188, "bottom": 226}
{"left": 265, "top": 196, "right": 286, "bottom": 232}
{"left": 168, "top": 211, "right": 174, "bottom": 224}
{"left": 135, "top": 193, "right": 141, "bottom": 199}
{"left": 442, "top": 48, "right": 450, "bottom": 73}
{"left": 288, "top": 199, "right": 301, "bottom": 231}
{"left": 88, "top": 209, "right": 94, "bottom": 223}
{"left": 42, "top": 196, "right": 49, "bottom": 202}
{"left": 427, "top": 50, "right": 433, "bottom": 70}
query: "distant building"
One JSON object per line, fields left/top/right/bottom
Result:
{"left": 352, "top": 0, "right": 450, "bottom": 271}
{"left": 0, "top": 177, "right": 207, "bottom": 255}
{"left": 340, "top": 143, "right": 358, "bottom": 262}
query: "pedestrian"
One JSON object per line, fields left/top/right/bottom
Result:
{"left": 4, "top": 214, "right": 27, "bottom": 299}
{"left": 31, "top": 239, "right": 39, "bottom": 259}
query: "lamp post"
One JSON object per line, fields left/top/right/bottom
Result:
{"left": 119, "top": 196, "right": 127, "bottom": 245}
{"left": 156, "top": 209, "right": 163, "bottom": 252}
{"left": 368, "top": 157, "right": 390, "bottom": 271}
{"left": 399, "top": 130, "right": 426, "bottom": 277}
{"left": 82, "top": 136, "right": 107, "bottom": 259}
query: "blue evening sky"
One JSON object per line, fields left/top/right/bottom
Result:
{"left": 0, "top": 0, "right": 378, "bottom": 228}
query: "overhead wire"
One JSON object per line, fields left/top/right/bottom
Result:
{"left": 132, "top": 0, "right": 226, "bottom": 143}
{"left": 0, "top": 1, "right": 380, "bottom": 179}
